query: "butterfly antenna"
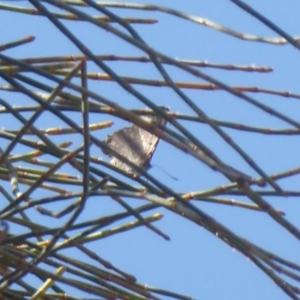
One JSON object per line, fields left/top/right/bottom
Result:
{"left": 152, "top": 164, "right": 178, "bottom": 181}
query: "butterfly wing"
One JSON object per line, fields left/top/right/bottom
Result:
{"left": 137, "top": 126, "right": 160, "bottom": 170}
{"left": 103, "top": 107, "right": 168, "bottom": 176}
{"left": 104, "top": 125, "right": 150, "bottom": 176}
{"left": 136, "top": 111, "right": 168, "bottom": 167}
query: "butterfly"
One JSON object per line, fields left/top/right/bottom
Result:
{"left": 102, "top": 107, "right": 169, "bottom": 177}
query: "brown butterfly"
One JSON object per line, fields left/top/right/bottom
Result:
{"left": 102, "top": 107, "right": 169, "bottom": 176}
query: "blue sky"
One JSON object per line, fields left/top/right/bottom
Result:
{"left": 1, "top": 1, "right": 300, "bottom": 299}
